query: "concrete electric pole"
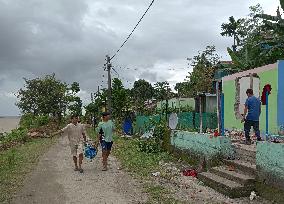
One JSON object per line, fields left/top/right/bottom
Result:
{"left": 106, "top": 55, "right": 112, "bottom": 113}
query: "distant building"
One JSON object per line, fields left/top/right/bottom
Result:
{"left": 156, "top": 96, "right": 217, "bottom": 113}
{"left": 195, "top": 93, "right": 217, "bottom": 113}
{"left": 156, "top": 98, "right": 195, "bottom": 111}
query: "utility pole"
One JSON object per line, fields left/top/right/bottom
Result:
{"left": 106, "top": 55, "right": 112, "bottom": 113}
{"left": 92, "top": 86, "right": 100, "bottom": 130}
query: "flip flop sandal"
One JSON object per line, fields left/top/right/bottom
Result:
{"left": 79, "top": 168, "right": 84, "bottom": 173}
{"left": 74, "top": 167, "right": 79, "bottom": 171}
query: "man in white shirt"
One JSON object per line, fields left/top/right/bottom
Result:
{"left": 53, "top": 115, "right": 86, "bottom": 173}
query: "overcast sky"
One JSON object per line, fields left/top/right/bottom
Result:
{"left": 0, "top": 0, "right": 280, "bottom": 116}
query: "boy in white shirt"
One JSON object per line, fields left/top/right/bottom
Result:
{"left": 53, "top": 115, "right": 86, "bottom": 173}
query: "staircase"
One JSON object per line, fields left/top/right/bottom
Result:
{"left": 198, "top": 143, "right": 257, "bottom": 198}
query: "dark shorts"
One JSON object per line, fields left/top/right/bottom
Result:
{"left": 100, "top": 140, "right": 113, "bottom": 151}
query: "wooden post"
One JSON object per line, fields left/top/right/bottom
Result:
{"left": 199, "top": 95, "right": 203, "bottom": 133}
{"left": 216, "top": 81, "right": 220, "bottom": 133}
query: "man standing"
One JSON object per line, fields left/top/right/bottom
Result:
{"left": 95, "top": 112, "right": 115, "bottom": 171}
{"left": 242, "top": 89, "right": 262, "bottom": 145}
{"left": 53, "top": 115, "right": 86, "bottom": 173}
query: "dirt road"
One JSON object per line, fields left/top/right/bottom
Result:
{"left": 11, "top": 135, "right": 147, "bottom": 204}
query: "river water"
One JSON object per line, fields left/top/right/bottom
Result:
{"left": 0, "top": 116, "right": 21, "bottom": 133}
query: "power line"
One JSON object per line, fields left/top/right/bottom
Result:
{"left": 110, "top": 0, "right": 156, "bottom": 60}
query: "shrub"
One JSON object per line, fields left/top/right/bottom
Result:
{"left": 0, "top": 127, "right": 29, "bottom": 149}
{"left": 137, "top": 119, "right": 169, "bottom": 153}
{"left": 20, "top": 114, "right": 49, "bottom": 129}
{"left": 138, "top": 138, "right": 162, "bottom": 153}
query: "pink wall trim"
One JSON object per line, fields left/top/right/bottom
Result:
{"left": 222, "top": 63, "right": 277, "bottom": 81}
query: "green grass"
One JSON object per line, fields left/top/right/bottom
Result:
{"left": 113, "top": 137, "right": 173, "bottom": 177}
{"left": 0, "top": 137, "right": 57, "bottom": 203}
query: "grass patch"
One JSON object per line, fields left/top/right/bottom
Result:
{"left": 0, "top": 137, "right": 57, "bottom": 203}
{"left": 113, "top": 136, "right": 173, "bottom": 177}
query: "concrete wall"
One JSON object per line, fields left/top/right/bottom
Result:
{"left": 156, "top": 98, "right": 195, "bottom": 110}
{"left": 171, "top": 131, "right": 234, "bottom": 160}
{"left": 223, "top": 63, "right": 279, "bottom": 134}
{"left": 256, "top": 142, "right": 284, "bottom": 189}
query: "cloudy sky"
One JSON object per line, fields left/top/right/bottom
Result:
{"left": 0, "top": 0, "right": 280, "bottom": 116}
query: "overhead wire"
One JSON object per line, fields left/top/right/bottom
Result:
{"left": 110, "top": 0, "right": 156, "bottom": 61}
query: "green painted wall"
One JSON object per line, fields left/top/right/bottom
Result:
{"left": 259, "top": 69, "right": 278, "bottom": 133}
{"left": 256, "top": 142, "right": 284, "bottom": 188}
{"left": 171, "top": 131, "right": 234, "bottom": 159}
{"left": 223, "top": 68, "right": 278, "bottom": 134}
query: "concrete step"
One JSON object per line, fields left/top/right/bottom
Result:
{"left": 211, "top": 166, "right": 255, "bottom": 185}
{"left": 235, "top": 150, "right": 255, "bottom": 163}
{"left": 233, "top": 143, "right": 256, "bottom": 163}
{"left": 198, "top": 172, "right": 254, "bottom": 198}
{"left": 224, "top": 159, "right": 256, "bottom": 176}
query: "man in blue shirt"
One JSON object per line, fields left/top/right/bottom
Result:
{"left": 242, "top": 89, "right": 262, "bottom": 144}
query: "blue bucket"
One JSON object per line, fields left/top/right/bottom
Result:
{"left": 84, "top": 144, "right": 97, "bottom": 159}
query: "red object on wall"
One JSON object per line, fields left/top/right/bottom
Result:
{"left": 261, "top": 84, "right": 272, "bottom": 105}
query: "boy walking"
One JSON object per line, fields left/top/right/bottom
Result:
{"left": 53, "top": 115, "right": 86, "bottom": 173}
{"left": 95, "top": 112, "right": 115, "bottom": 171}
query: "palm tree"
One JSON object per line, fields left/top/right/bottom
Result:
{"left": 221, "top": 16, "right": 244, "bottom": 51}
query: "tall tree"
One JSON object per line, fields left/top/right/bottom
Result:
{"left": 154, "top": 81, "right": 171, "bottom": 101}
{"left": 224, "top": 3, "right": 284, "bottom": 70}
{"left": 174, "top": 82, "right": 190, "bottom": 97}
{"left": 132, "top": 79, "right": 154, "bottom": 102}
{"left": 131, "top": 79, "right": 154, "bottom": 113}
{"left": 185, "top": 46, "right": 220, "bottom": 97}
{"left": 67, "top": 82, "right": 82, "bottom": 116}
{"left": 221, "top": 16, "right": 246, "bottom": 51}
{"left": 16, "top": 74, "right": 68, "bottom": 117}
{"left": 111, "top": 78, "right": 130, "bottom": 120}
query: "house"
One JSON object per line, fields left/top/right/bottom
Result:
{"left": 222, "top": 60, "right": 284, "bottom": 134}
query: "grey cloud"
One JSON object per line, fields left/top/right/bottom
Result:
{"left": 139, "top": 71, "right": 158, "bottom": 83}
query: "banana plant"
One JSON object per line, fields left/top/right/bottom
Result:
{"left": 255, "top": 1, "right": 284, "bottom": 29}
